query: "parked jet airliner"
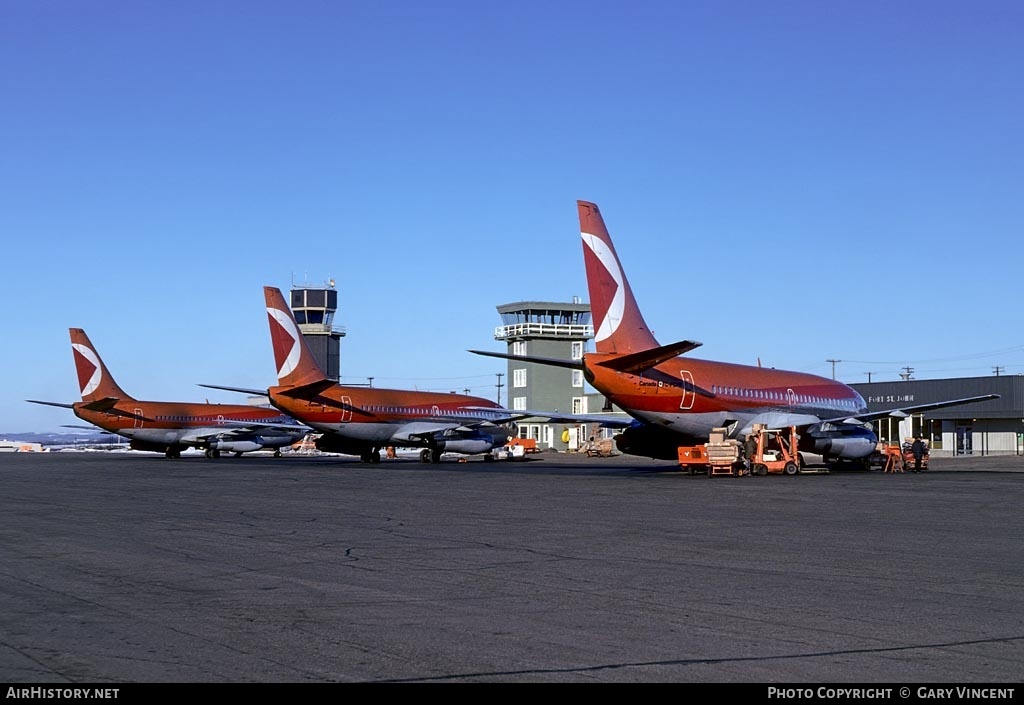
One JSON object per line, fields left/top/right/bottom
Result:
{"left": 28, "top": 329, "right": 307, "bottom": 458}
{"left": 473, "top": 201, "right": 998, "bottom": 466}
{"left": 202, "top": 287, "right": 518, "bottom": 463}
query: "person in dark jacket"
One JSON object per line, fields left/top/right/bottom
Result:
{"left": 911, "top": 437, "right": 927, "bottom": 472}
{"left": 743, "top": 433, "right": 758, "bottom": 473}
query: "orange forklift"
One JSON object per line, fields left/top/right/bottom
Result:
{"left": 748, "top": 424, "right": 802, "bottom": 476}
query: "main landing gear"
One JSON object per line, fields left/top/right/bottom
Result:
{"left": 360, "top": 449, "right": 382, "bottom": 464}
{"left": 419, "top": 448, "right": 443, "bottom": 464}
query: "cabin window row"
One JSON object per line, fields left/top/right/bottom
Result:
{"left": 708, "top": 386, "right": 857, "bottom": 409}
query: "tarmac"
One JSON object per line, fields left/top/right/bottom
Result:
{"left": 1, "top": 450, "right": 1022, "bottom": 683}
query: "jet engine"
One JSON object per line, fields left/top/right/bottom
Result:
{"left": 809, "top": 436, "right": 877, "bottom": 459}
{"left": 208, "top": 440, "right": 262, "bottom": 453}
{"left": 613, "top": 423, "right": 698, "bottom": 460}
{"left": 802, "top": 424, "right": 877, "bottom": 460}
{"left": 432, "top": 438, "right": 494, "bottom": 455}
{"left": 130, "top": 439, "right": 184, "bottom": 454}
{"left": 315, "top": 434, "right": 371, "bottom": 456}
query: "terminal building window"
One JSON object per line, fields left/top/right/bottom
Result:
{"left": 513, "top": 368, "right": 527, "bottom": 388}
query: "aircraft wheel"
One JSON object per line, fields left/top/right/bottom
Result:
{"left": 371, "top": 449, "right": 381, "bottom": 464}
{"left": 235, "top": 452, "right": 244, "bottom": 458}
{"left": 420, "top": 449, "right": 431, "bottom": 463}
{"left": 212, "top": 449, "right": 221, "bottom": 459}
{"left": 430, "top": 448, "right": 443, "bottom": 464}
{"left": 784, "top": 462, "right": 798, "bottom": 475}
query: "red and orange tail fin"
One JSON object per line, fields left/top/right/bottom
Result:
{"left": 578, "top": 201, "right": 659, "bottom": 355}
{"left": 68, "top": 328, "right": 132, "bottom": 402}
{"left": 263, "top": 286, "right": 329, "bottom": 388}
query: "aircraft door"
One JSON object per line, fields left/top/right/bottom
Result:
{"left": 134, "top": 408, "right": 144, "bottom": 428}
{"left": 339, "top": 396, "right": 354, "bottom": 423}
{"left": 679, "top": 371, "right": 695, "bottom": 410}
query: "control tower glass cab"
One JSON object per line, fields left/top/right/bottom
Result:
{"left": 494, "top": 300, "right": 594, "bottom": 451}
{"left": 290, "top": 283, "right": 346, "bottom": 382}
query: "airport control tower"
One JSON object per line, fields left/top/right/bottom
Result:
{"left": 494, "top": 300, "right": 593, "bottom": 451}
{"left": 290, "top": 281, "right": 346, "bottom": 381}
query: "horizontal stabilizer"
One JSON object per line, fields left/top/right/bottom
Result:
{"left": 198, "top": 383, "right": 269, "bottom": 397}
{"left": 81, "top": 397, "right": 121, "bottom": 412}
{"left": 26, "top": 399, "right": 75, "bottom": 409}
{"left": 468, "top": 349, "right": 584, "bottom": 370}
{"left": 56, "top": 397, "right": 150, "bottom": 422}
{"left": 276, "top": 379, "right": 343, "bottom": 400}
{"left": 593, "top": 340, "right": 702, "bottom": 374}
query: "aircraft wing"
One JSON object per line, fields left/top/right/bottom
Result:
{"left": 822, "top": 394, "right": 1001, "bottom": 425}
{"left": 184, "top": 419, "right": 309, "bottom": 443}
{"left": 461, "top": 406, "right": 635, "bottom": 428}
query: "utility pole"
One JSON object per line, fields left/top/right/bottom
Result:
{"left": 864, "top": 372, "right": 875, "bottom": 383}
{"left": 495, "top": 372, "right": 504, "bottom": 406}
{"left": 367, "top": 376, "right": 374, "bottom": 388}
{"left": 993, "top": 366, "right": 1005, "bottom": 376}
{"left": 826, "top": 359, "right": 842, "bottom": 380}
{"left": 899, "top": 366, "right": 915, "bottom": 381}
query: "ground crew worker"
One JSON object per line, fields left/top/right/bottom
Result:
{"left": 743, "top": 432, "right": 758, "bottom": 473}
{"left": 911, "top": 436, "right": 926, "bottom": 472}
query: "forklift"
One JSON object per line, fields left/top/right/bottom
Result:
{"left": 748, "top": 424, "right": 801, "bottom": 476}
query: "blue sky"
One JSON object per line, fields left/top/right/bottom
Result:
{"left": 3, "top": 1, "right": 1022, "bottom": 433}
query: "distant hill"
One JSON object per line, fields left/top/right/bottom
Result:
{"left": 1, "top": 430, "right": 122, "bottom": 446}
